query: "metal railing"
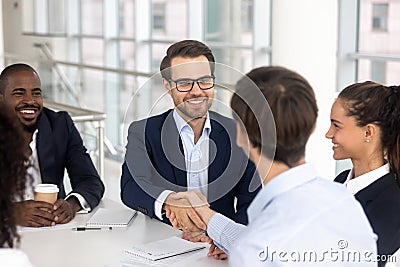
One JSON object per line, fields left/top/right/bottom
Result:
{"left": 349, "top": 52, "right": 400, "bottom": 62}
{"left": 33, "top": 43, "right": 158, "bottom": 178}
{"left": 44, "top": 100, "right": 106, "bottom": 180}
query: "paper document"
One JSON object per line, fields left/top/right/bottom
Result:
{"left": 124, "top": 236, "right": 206, "bottom": 261}
{"left": 18, "top": 219, "right": 77, "bottom": 233}
{"left": 106, "top": 242, "right": 206, "bottom": 267}
{"left": 86, "top": 208, "right": 137, "bottom": 228}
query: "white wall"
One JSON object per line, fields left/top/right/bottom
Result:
{"left": 2, "top": 0, "right": 52, "bottom": 65}
{"left": 271, "top": 0, "right": 338, "bottom": 179}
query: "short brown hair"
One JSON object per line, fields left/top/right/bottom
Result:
{"left": 160, "top": 40, "right": 215, "bottom": 80}
{"left": 231, "top": 66, "right": 318, "bottom": 166}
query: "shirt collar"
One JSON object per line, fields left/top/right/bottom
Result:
{"left": 247, "top": 163, "right": 319, "bottom": 222}
{"left": 344, "top": 163, "right": 390, "bottom": 195}
{"left": 29, "top": 129, "right": 39, "bottom": 152}
{"left": 172, "top": 109, "right": 211, "bottom": 134}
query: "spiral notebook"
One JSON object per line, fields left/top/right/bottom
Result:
{"left": 86, "top": 208, "right": 137, "bottom": 228}
{"left": 124, "top": 236, "right": 206, "bottom": 261}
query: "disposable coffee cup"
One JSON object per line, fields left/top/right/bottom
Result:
{"left": 34, "top": 184, "right": 59, "bottom": 204}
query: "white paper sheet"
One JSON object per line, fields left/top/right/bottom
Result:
{"left": 17, "top": 219, "right": 77, "bottom": 233}
{"left": 105, "top": 247, "right": 206, "bottom": 267}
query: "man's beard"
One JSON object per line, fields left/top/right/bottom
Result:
{"left": 22, "top": 121, "right": 39, "bottom": 133}
{"left": 176, "top": 98, "right": 212, "bottom": 120}
{"left": 20, "top": 111, "right": 41, "bottom": 133}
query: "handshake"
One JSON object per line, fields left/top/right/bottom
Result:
{"left": 163, "top": 190, "right": 227, "bottom": 260}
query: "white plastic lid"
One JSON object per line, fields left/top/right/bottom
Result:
{"left": 34, "top": 184, "right": 59, "bottom": 193}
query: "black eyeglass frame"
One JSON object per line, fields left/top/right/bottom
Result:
{"left": 168, "top": 75, "right": 216, "bottom": 92}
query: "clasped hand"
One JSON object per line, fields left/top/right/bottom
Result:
{"left": 165, "top": 190, "right": 216, "bottom": 229}
{"left": 14, "top": 198, "right": 80, "bottom": 227}
{"left": 163, "top": 191, "right": 208, "bottom": 232}
{"left": 165, "top": 190, "right": 227, "bottom": 260}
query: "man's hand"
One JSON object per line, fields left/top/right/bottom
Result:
{"left": 170, "top": 190, "right": 216, "bottom": 225}
{"left": 208, "top": 241, "right": 228, "bottom": 260}
{"left": 163, "top": 193, "right": 206, "bottom": 232}
{"left": 182, "top": 230, "right": 211, "bottom": 243}
{"left": 13, "top": 200, "right": 58, "bottom": 227}
{"left": 53, "top": 197, "right": 81, "bottom": 224}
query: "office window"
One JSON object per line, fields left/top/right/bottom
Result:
{"left": 152, "top": 3, "right": 166, "bottom": 31}
{"left": 119, "top": 0, "right": 135, "bottom": 38}
{"left": 48, "top": 0, "right": 66, "bottom": 34}
{"left": 82, "top": 0, "right": 104, "bottom": 36}
{"left": 241, "top": 0, "right": 254, "bottom": 32}
{"left": 22, "top": 0, "right": 35, "bottom": 33}
{"left": 205, "top": 0, "right": 258, "bottom": 70}
{"left": 371, "top": 61, "right": 386, "bottom": 84}
{"left": 372, "top": 3, "right": 388, "bottom": 31}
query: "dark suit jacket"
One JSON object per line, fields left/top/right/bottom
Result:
{"left": 121, "top": 110, "right": 261, "bottom": 225}
{"left": 335, "top": 170, "right": 400, "bottom": 264}
{"left": 37, "top": 107, "right": 105, "bottom": 209}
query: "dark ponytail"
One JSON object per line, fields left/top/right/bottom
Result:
{"left": 338, "top": 82, "right": 400, "bottom": 183}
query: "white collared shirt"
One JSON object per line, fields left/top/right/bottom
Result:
{"left": 154, "top": 110, "right": 211, "bottom": 220}
{"left": 207, "top": 163, "right": 377, "bottom": 266}
{"left": 24, "top": 130, "right": 90, "bottom": 212}
{"left": 345, "top": 163, "right": 390, "bottom": 195}
{"left": 24, "top": 130, "right": 41, "bottom": 200}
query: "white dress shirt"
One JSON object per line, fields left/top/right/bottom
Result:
{"left": 24, "top": 130, "right": 90, "bottom": 212}
{"left": 207, "top": 163, "right": 378, "bottom": 266}
{"left": 0, "top": 249, "right": 35, "bottom": 267}
{"left": 344, "top": 163, "right": 390, "bottom": 195}
{"left": 154, "top": 110, "right": 211, "bottom": 220}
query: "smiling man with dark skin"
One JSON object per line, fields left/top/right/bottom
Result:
{"left": 0, "top": 63, "right": 104, "bottom": 227}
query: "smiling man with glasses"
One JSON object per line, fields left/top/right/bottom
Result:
{"left": 121, "top": 40, "right": 260, "bottom": 258}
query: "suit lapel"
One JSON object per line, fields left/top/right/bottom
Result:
{"left": 334, "top": 170, "right": 349, "bottom": 184}
{"left": 36, "top": 111, "right": 56, "bottom": 183}
{"left": 160, "top": 111, "right": 187, "bottom": 188}
{"left": 354, "top": 173, "right": 394, "bottom": 209}
{"left": 208, "top": 115, "right": 230, "bottom": 199}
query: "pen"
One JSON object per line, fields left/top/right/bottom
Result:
{"left": 72, "top": 227, "right": 112, "bottom": 231}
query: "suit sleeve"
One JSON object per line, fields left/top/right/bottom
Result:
{"left": 233, "top": 157, "right": 261, "bottom": 225}
{"left": 121, "top": 121, "right": 172, "bottom": 219}
{"left": 64, "top": 113, "right": 105, "bottom": 209}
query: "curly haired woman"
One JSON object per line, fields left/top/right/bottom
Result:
{"left": 0, "top": 104, "right": 35, "bottom": 266}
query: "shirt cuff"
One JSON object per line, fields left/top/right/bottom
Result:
{"left": 66, "top": 193, "right": 91, "bottom": 214}
{"left": 207, "top": 213, "right": 231, "bottom": 245}
{"left": 154, "top": 190, "right": 174, "bottom": 220}
{"left": 207, "top": 213, "right": 245, "bottom": 254}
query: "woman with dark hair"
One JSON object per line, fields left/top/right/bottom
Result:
{"left": 169, "top": 66, "right": 377, "bottom": 266}
{"left": 0, "top": 104, "right": 35, "bottom": 266}
{"left": 326, "top": 81, "right": 400, "bottom": 265}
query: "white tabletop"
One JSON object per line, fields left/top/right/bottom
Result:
{"left": 20, "top": 199, "right": 228, "bottom": 267}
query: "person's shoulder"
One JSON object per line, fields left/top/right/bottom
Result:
{"left": 128, "top": 110, "right": 172, "bottom": 132}
{"left": 41, "top": 107, "right": 71, "bottom": 121}
{"left": 209, "top": 111, "right": 236, "bottom": 131}
{"left": 39, "top": 107, "right": 73, "bottom": 130}
{"left": 366, "top": 171, "right": 400, "bottom": 203}
{"left": 210, "top": 110, "right": 234, "bottom": 123}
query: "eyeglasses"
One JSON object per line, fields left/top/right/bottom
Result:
{"left": 168, "top": 75, "right": 215, "bottom": 92}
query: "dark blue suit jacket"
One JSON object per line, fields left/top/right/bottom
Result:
{"left": 37, "top": 107, "right": 105, "bottom": 209}
{"left": 121, "top": 110, "right": 260, "bottom": 225}
{"left": 335, "top": 170, "right": 400, "bottom": 265}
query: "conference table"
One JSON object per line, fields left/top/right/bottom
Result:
{"left": 20, "top": 198, "right": 228, "bottom": 267}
